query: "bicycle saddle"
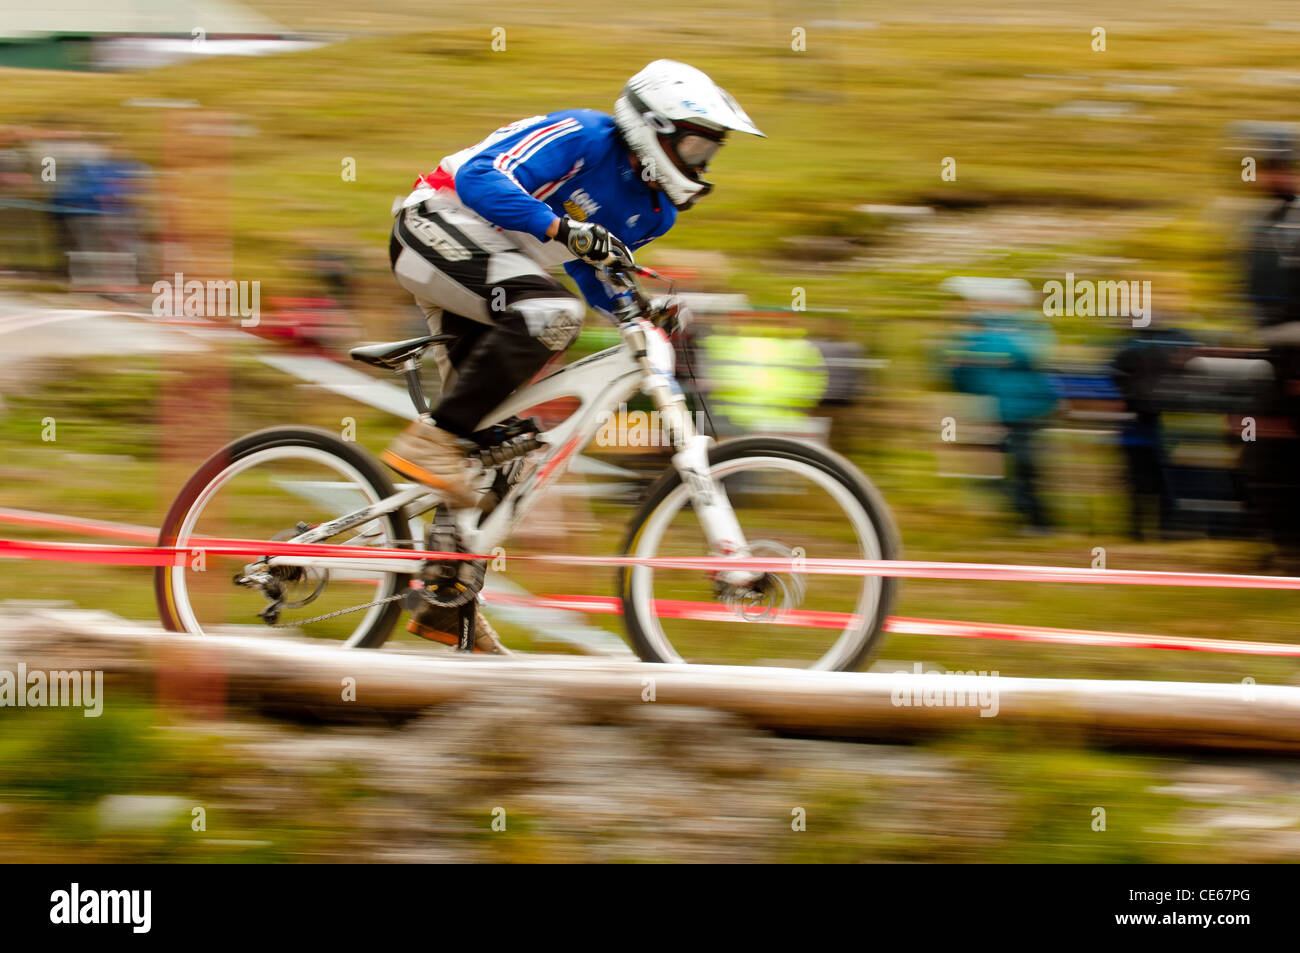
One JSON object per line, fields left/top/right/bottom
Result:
{"left": 349, "top": 334, "right": 456, "bottom": 369}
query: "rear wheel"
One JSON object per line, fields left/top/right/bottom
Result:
{"left": 619, "top": 436, "right": 900, "bottom": 671}
{"left": 154, "top": 427, "right": 412, "bottom": 647}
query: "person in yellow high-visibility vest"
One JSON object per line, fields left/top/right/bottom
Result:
{"left": 702, "top": 327, "right": 829, "bottom": 434}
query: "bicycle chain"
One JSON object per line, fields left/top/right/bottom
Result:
{"left": 268, "top": 592, "right": 406, "bottom": 628}
{"left": 262, "top": 458, "right": 511, "bottom": 630}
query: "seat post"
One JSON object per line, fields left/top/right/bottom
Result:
{"left": 398, "top": 358, "right": 431, "bottom": 418}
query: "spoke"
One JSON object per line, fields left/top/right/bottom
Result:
{"left": 170, "top": 443, "right": 407, "bottom": 646}
{"left": 629, "top": 452, "right": 884, "bottom": 669}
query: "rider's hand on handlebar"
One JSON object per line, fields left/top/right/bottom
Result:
{"left": 554, "top": 217, "right": 631, "bottom": 266}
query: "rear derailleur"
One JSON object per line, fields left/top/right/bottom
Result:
{"left": 234, "top": 523, "right": 329, "bottom": 626}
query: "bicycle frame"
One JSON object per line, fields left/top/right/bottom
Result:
{"left": 262, "top": 316, "right": 755, "bottom": 581}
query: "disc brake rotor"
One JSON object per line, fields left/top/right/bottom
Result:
{"left": 715, "top": 539, "right": 807, "bottom": 621}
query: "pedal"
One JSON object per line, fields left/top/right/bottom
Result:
{"left": 417, "top": 508, "right": 486, "bottom": 608}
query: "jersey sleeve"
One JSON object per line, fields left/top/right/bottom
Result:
{"left": 564, "top": 260, "right": 620, "bottom": 318}
{"left": 564, "top": 209, "right": 676, "bottom": 319}
{"left": 454, "top": 115, "right": 590, "bottom": 242}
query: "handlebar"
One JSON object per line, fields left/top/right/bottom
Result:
{"left": 600, "top": 253, "right": 671, "bottom": 326}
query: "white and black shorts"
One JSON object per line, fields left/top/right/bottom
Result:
{"left": 390, "top": 197, "right": 583, "bottom": 344}
{"left": 388, "top": 196, "right": 586, "bottom": 436}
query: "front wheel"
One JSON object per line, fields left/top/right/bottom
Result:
{"left": 619, "top": 436, "right": 901, "bottom": 671}
{"left": 155, "top": 427, "right": 412, "bottom": 647}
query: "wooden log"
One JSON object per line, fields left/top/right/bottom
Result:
{"left": 1, "top": 611, "right": 1297, "bottom": 752}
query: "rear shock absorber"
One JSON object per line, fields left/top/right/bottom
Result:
{"left": 469, "top": 416, "right": 543, "bottom": 467}
{"left": 467, "top": 417, "right": 543, "bottom": 521}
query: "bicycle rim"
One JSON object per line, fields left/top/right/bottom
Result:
{"left": 627, "top": 453, "right": 885, "bottom": 670}
{"left": 168, "top": 445, "right": 404, "bottom": 646}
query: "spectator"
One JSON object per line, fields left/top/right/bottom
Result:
{"left": 1241, "top": 125, "right": 1300, "bottom": 568}
{"left": 1108, "top": 326, "right": 1199, "bottom": 540}
{"left": 941, "top": 278, "right": 1059, "bottom": 533}
{"left": 0, "top": 127, "right": 39, "bottom": 272}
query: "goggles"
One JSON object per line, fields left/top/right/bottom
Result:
{"left": 673, "top": 131, "right": 725, "bottom": 170}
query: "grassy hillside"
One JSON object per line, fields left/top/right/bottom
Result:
{"left": 2, "top": 1, "right": 1299, "bottom": 679}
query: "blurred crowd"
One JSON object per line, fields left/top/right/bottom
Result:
{"left": 934, "top": 125, "right": 1300, "bottom": 569}
{"left": 7, "top": 117, "right": 1300, "bottom": 569}
{"left": 0, "top": 123, "right": 361, "bottom": 347}
{"left": 0, "top": 125, "right": 149, "bottom": 283}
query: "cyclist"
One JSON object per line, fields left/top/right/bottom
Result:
{"left": 382, "top": 59, "right": 763, "bottom": 649}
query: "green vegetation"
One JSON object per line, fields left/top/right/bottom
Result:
{"left": 0, "top": 696, "right": 308, "bottom": 861}
{"left": 0, "top": 690, "right": 1280, "bottom": 863}
{"left": 2, "top": 1, "right": 1296, "bottom": 673}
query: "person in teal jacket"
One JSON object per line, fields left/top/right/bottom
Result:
{"left": 944, "top": 308, "right": 1059, "bottom": 530}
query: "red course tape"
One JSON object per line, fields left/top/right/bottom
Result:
{"left": 3, "top": 535, "right": 1300, "bottom": 589}
{"left": 485, "top": 592, "right": 1300, "bottom": 657}
{"left": 2, "top": 505, "right": 1299, "bottom": 658}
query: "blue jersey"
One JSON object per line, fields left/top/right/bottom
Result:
{"left": 409, "top": 109, "right": 676, "bottom": 316}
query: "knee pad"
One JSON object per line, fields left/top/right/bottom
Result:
{"left": 510, "top": 297, "right": 585, "bottom": 351}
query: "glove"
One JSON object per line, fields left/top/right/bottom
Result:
{"left": 554, "top": 217, "right": 630, "bottom": 266}
{"left": 648, "top": 295, "right": 693, "bottom": 336}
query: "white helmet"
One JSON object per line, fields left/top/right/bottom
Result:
{"left": 614, "top": 59, "right": 764, "bottom": 210}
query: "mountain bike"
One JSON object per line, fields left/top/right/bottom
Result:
{"left": 154, "top": 255, "right": 901, "bottom": 670}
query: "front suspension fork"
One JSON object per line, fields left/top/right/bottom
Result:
{"left": 641, "top": 363, "right": 759, "bottom": 588}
